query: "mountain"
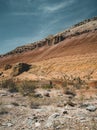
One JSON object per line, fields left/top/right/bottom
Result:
{"left": 0, "top": 16, "right": 97, "bottom": 80}
{"left": 1, "top": 16, "right": 97, "bottom": 57}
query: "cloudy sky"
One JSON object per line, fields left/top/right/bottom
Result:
{"left": 0, "top": 0, "right": 97, "bottom": 54}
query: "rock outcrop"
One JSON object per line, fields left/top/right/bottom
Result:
{"left": 4, "top": 64, "right": 12, "bottom": 70}
{"left": 0, "top": 72, "right": 3, "bottom": 76}
{"left": 1, "top": 16, "right": 97, "bottom": 57}
{"left": 11, "top": 63, "right": 31, "bottom": 76}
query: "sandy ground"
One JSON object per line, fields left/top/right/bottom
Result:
{"left": 0, "top": 88, "right": 97, "bottom": 130}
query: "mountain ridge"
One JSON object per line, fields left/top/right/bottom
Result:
{"left": 0, "top": 16, "right": 97, "bottom": 57}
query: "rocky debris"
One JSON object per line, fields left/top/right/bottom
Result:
{"left": 68, "top": 95, "right": 74, "bottom": 99}
{"left": 44, "top": 92, "right": 50, "bottom": 97}
{"left": 73, "top": 16, "right": 97, "bottom": 28}
{"left": 79, "top": 103, "right": 97, "bottom": 112}
{"left": 64, "top": 101, "right": 68, "bottom": 106}
{"left": 25, "top": 116, "right": 38, "bottom": 128}
{"left": 86, "top": 105, "right": 97, "bottom": 112}
{"left": 65, "top": 90, "right": 76, "bottom": 97}
{"left": 0, "top": 89, "right": 97, "bottom": 130}
{"left": 30, "top": 102, "right": 40, "bottom": 109}
{"left": 45, "top": 113, "right": 60, "bottom": 128}
{"left": 0, "top": 90, "right": 10, "bottom": 97}
{"left": 0, "top": 93, "right": 8, "bottom": 97}
{"left": 0, "top": 107, "right": 8, "bottom": 115}
{"left": 63, "top": 110, "right": 68, "bottom": 114}
{"left": 35, "top": 122, "right": 41, "bottom": 128}
{"left": 67, "top": 100, "right": 76, "bottom": 107}
{"left": 49, "top": 113, "right": 60, "bottom": 119}
{"left": 7, "top": 122, "right": 13, "bottom": 127}
{"left": 4, "top": 64, "right": 12, "bottom": 70}
{"left": 57, "top": 103, "right": 64, "bottom": 107}
{"left": 34, "top": 93, "right": 43, "bottom": 98}
{"left": 11, "top": 62, "right": 31, "bottom": 76}
{"left": 79, "top": 103, "right": 90, "bottom": 108}
{"left": 0, "top": 72, "right": 3, "bottom": 76}
{"left": 88, "top": 80, "right": 97, "bottom": 88}
{"left": 11, "top": 102, "right": 19, "bottom": 106}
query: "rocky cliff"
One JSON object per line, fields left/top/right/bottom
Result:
{"left": 0, "top": 16, "right": 97, "bottom": 57}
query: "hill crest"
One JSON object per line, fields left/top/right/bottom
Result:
{"left": 1, "top": 16, "right": 97, "bottom": 57}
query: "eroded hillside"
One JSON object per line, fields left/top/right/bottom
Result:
{"left": 0, "top": 17, "right": 97, "bottom": 80}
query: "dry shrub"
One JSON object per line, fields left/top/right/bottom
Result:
{"left": 0, "top": 107, "right": 8, "bottom": 115}
{"left": 62, "top": 75, "right": 85, "bottom": 89}
{"left": 18, "top": 80, "right": 36, "bottom": 96}
{"left": 42, "top": 84, "right": 53, "bottom": 89}
{"left": 0, "top": 78, "right": 37, "bottom": 96}
{"left": 41, "top": 80, "right": 53, "bottom": 89}
{"left": 4, "top": 64, "right": 12, "bottom": 70}
{"left": 29, "top": 95, "right": 61, "bottom": 107}
{"left": 0, "top": 79, "right": 18, "bottom": 93}
{"left": 11, "top": 102, "right": 19, "bottom": 106}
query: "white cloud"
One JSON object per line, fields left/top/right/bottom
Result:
{"left": 43, "top": 4, "right": 65, "bottom": 12}
{"left": 40, "top": 0, "right": 75, "bottom": 13}
{"left": 11, "top": 12, "right": 38, "bottom": 16}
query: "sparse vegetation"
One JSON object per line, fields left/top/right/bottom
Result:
{"left": 4, "top": 64, "right": 12, "bottom": 70}
{"left": 90, "top": 118, "right": 97, "bottom": 130}
{"left": 42, "top": 81, "right": 53, "bottom": 89}
{"left": 0, "top": 107, "right": 8, "bottom": 115}
{"left": 79, "top": 94, "right": 85, "bottom": 102}
{"left": 0, "top": 79, "right": 18, "bottom": 93}
{"left": 29, "top": 97, "right": 55, "bottom": 107}
{"left": 61, "top": 75, "right": 87, "bottom": 97}
{"left": 11, "top": 102, "right": 19, "bottom": 106}
{"left": 0, "top": 78, "right": 38, "bottom": 96}
{"left": 42, "top": 84, "right": 53, "bottom": 89}
{"left": 18, "top": 80, "right": 36, "bottom": 96}
{"left": 30, "top": 102, "right": 40, "bottom": 109}
{"left": 65, "top": 89, "right": 76, "bottom": 96}
{"left": 62, "top": 80, "right": 68, "bottom": 88}
{"left": 0, "top": 101, "right": 2, "bottom": 105}
{"left": 62, "top": 75, "right": 86, "bottom": 89}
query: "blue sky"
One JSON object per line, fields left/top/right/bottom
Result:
{"left": 0, "top": 0, "right": 97, "bottom": 54}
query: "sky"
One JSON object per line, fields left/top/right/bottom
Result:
{"left": 0, "top": 0, "right": 97, "bottom": 54}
